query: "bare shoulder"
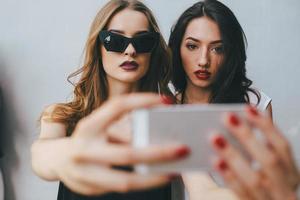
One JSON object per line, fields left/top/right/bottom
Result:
{"left": 41, "top": 104, "right": 58, "bottom": 119}
{"left": 39, "top": 104, "right": 67, "bottom": 139}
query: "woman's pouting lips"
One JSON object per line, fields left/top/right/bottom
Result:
{"left": 120, "top": 61, "right": 139, "bottom": 71}
{"left": 194, "top": 69, "right": 211, "bottom": 80}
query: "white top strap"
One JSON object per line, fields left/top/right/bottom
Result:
{"left": 248, "top": 89, "right": 272, "bottom": 111}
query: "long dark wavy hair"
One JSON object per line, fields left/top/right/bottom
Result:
{"left": 168, "top": 0, "right": 260, "bottom": 103}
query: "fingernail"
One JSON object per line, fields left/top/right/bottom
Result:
{"left": 229, "top": 114, "right": 240, "bottom": 126}
{"left": 217, "top": 159, "right": 228, "bottom": 171}
{"left": 168, "top": 173, "right": 181, "bottom": 180}
{"left": 175, "top": 147, "right": 190, "bottom": 158}
{"left": 248, "top": 106, "right": 259, "bottom": 116}
{"left": 161, "top": 95, "right": 174, "bottom": 105}
{"left": 213, "top": 136, "right": 227, "bottom": 149}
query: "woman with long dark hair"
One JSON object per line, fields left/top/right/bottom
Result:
{"left": 169, "top": 0, "right": 272, "bottom": 111}
{"left": 168, "top": 0, "right": 273, "bottom": 198}
{"left": 31, "top": 1, "right": 189, "bottom": 199}
{"left": 168, "top": 1, "right": 299, "bottom": 199}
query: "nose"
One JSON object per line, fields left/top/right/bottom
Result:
{"left": 124, "top": 43, "right": 136, "bottom": 57}
{"left": 197, "top": 48, "right": 209, "bottom": 67}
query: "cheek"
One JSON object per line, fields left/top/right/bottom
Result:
{"left": 101, "top": 47, "right": 117, "bottom": 70}
{"left": 140, "top": 54, "right": 151, "bottom": 70}
{"left": 211, "top": 56, "right": 224, "bottom": 72}
{"left": 101, "top": 47, "right": 109, "bottom": 66}
{"left": 180, "top": 47, "right": 193, "bottom": 73}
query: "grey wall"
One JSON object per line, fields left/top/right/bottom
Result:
{"left": 0, "top": 0, "right": 299, "bottom": 199}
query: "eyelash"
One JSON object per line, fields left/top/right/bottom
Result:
{"left": 186, "top": 43, "right": 224, "bottom": 54}
{"left": 211, "top": 46, "right": 224, "bottom": 54}
{"left": 186, "top": 43, "right": 198, "bottom": 50}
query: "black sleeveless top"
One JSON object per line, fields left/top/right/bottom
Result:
{"left": 57, "top": 182, "right": 171, "bottom": 200}
{"left": 57, "top": 117, "right": 173, "bottom": 200}
{"left": 57, "top": 166, "right": 172, "bottom": 200}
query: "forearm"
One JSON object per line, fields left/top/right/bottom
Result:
{"left": 31, "top": 137, "right": 70, "bottom": 181}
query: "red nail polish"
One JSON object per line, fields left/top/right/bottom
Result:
{"left": 161, "top": 95, "right": 174, "bottom": 105}
{"left": 248, "top": 106, "right": 259, "bottom": 116}
{"left": 218, "top": 160, "right": 228, "bottom": 171}
{"left": 168, "top": 173, "right": 180, "bottom": 180}
{"left": 229, "top": 114, "right": 240, "bottom": 126}
{"left": 214, "top": 136, "right": 227, "bottom": 149}
{"left": 175, "top": 147, "right": 190, "bottom": 158}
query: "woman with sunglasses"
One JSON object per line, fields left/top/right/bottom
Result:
{"left": 168, "top": 0, "right": 299, "bottom": 199}
{"left": 31, "top": 0, "right": 190, "bottom": 199}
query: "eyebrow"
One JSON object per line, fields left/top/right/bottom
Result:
{"left": 109, "top": 29, "right": 150, "bottom": 35}
{"left": 185, "top": 37, "right": 223, "bottom": 45}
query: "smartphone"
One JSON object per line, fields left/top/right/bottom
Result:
{"left": 132, "top": 104, "right": 247, "bottom": 174}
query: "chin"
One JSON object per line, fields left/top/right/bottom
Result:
{"left": 119, "top": 75, "right": 144, "bottom": 83}
{"left": 192, "top": 80, "right": 212, "bottom": 89}
{"left": 123, "top": 72, "right": 148, "bottom": 82}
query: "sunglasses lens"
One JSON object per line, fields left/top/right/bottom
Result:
{"left": 133, "top": 33, "right": 159, "bottom": 53}
{"left": 99, "top": 31, "right": 127, "bottom": 52}
{"left": 99, "top": 31, "right": 159, "bottom": 53}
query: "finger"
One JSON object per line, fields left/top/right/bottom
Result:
{"left": 245, "top": 106, "right": 297, "bottom": 173}
{"left": 73, "top": 142, "right": 190, "bottom": 166}
{"left": 183, "top": 171, "right": 242, "bottom": 200}
{"left": 182, "top": 172, "right": 219, "bottom": 192}
{"left": 107, "top": 113, "right": 132, "bottom": 144}
{"left": 72, "top": 164, "right": 172, "bottom": 194}
{"left": 223, "top": 113, "right": 287, "bottom": 190}
{"left": 245, "top": 106, "right": 300, "bottom": 190}
{"left": 213, "top": 159, "right": 253, "bottom": 200}
{"left": 59, "top": 163, "right": 110, "bottom": 196}
{"left": 107, "top": 132, "right": 131, "bottom": 144}
{"left": 62, "top": 173, "right": 110, "bottom": 196}
{"left": 74, "top": 93, "right": 163, "bottom": 137}
{"left": 211, "top": 135, "right": 268, "bottom": 200}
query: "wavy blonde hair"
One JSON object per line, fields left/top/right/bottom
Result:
{"left": 43, "top": 0, "right": 172, "bottom": 135}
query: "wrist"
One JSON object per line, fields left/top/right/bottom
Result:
{"left": 51, "top": 138, "right": 73, "bottom": 180}
{"left": 31, "top": 137, "right": 72, "bottom": 181}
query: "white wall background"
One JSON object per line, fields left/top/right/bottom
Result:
{"left": 0, "top": 0, "right": 299, "bottom": 199}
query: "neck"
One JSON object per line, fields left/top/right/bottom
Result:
{"left": 107, "top": 77, "right": 139, "bottom": 99}
{"left": 183, "top": 82, "right": 211, "bottom": 104}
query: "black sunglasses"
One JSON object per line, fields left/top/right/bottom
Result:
{"left": 99, "top": 30, "right": 159, "bottom": 53}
